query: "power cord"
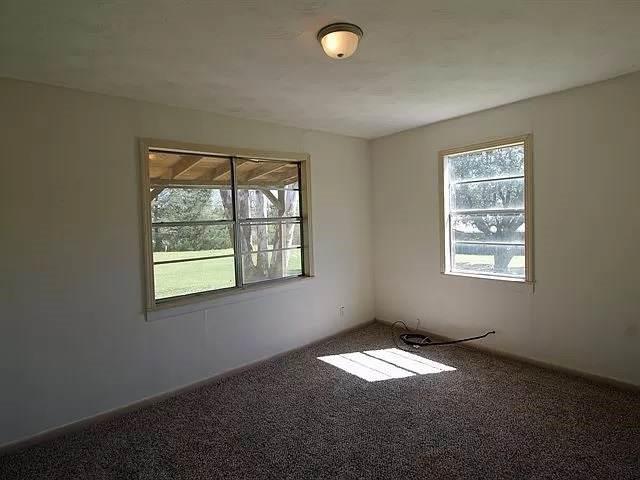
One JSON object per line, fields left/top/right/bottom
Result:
{"left": 391, "top": 320, "right": 495, "bottom": 351}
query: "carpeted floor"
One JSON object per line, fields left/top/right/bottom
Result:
{"left": 2, "top": 322, "right": 639, "bottom": 479}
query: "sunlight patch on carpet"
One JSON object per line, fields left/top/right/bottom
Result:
{"left": 318, "top": 348, "right": 456, "bottom": 382}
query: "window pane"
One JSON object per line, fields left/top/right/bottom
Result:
{"left": 451, "top": 213, "right": 525, "bottom": 244}
{"left": 236, "top": 160, "right": 299, "bottom": 189}
{"left": 447, "top": 144, "right": 524, "bottom": 182}
{"left": 237, "top": 189, "right": 299, "bottom": 219}
{"left": 148, "top": 152, "right": 231, "bottom": 185}
{"left": 242, "top": 248, "right": 302, "bottom": 284}
{"left": 154, "top": 257, "right": 236, "bottom": 299}
{"left": 452, "top": 178, "right": 524, "bottom": 211}
{"left": 240, "top": 223, "right": 301, "bottom": 253}
{"left": 286, "top": 248, "right": 303, "bottom": 276}
{"left": 151, "top": 188, "right": 233, "bottom": 222}
{"left": 152, "top": 225, "right": 234, "bottom": 262}
{"left": 452, "top": 243, "right": 525, "bottom": 278}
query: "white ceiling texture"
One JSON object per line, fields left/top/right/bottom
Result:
{"left": 2, "top": 0, "right": 640, "bottom": 138}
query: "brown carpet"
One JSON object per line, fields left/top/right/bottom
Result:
{"left": 1, "top": 322, "right": 639, "bottom": 479}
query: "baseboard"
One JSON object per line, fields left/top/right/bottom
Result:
{"left": 375, "top": 318, "right": 640, "bottom": 392}
{"left": 0, "top": 319, "right": 375, "bottom": 456}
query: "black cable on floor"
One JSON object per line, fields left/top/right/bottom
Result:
{"left": 391, "top": 320, "right": 495, "bottom": 351}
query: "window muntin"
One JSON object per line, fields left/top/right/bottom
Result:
{"left": 442, "top": 139, "right": 531, "bottom": 281}
{"left": 146, "top": 149, "right": 306, "bottom": 304}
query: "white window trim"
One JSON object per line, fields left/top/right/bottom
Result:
{"left": 438, "top": 134, "right": 534, "bottom": 284}
{"left": 139, "top": 138, "right": 315, "bottom": 314}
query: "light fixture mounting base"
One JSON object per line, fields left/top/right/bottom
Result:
{"left": 316, "top": 22, "right": 363, "bottom": 43}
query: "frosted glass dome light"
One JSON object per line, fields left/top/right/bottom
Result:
{"left": 317, "top": 23, "right": 363, "bottom": 59}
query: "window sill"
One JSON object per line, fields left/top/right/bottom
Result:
{"left": 145, "top": 275, "right": 315, "bottom": 322}
{"left": 441, "top": 271, "right": 535, "bottom": 292}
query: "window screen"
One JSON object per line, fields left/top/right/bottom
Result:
{"left": 147, "top": 151, "right": 305, "bottom": 302}
{"left": 442, "top": 139, "right": 531, "bottom": 281}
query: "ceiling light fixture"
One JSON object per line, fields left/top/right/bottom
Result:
{"left": 317, "top": 22, "right": 363, "bottom": 59}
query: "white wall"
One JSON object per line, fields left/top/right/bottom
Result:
{"left": 0, "top": 78, "right": 374, "bottom": 446}
{"left": 3, "top": 70, "right": 639, "bottom": 447}
{"left": 372, "top": 72, "right": 640, "bottom": 386}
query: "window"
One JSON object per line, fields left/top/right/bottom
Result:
{"left": 140, "top": 140, "right": 312, "bottom": 309}
{"left": 440, "top": 136, "right": 533, "bottom": 282}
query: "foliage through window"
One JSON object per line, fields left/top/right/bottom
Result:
{"left": 145, "top": 149, "right": 306, "bottom": 303}
{"left": 441, "top": 137, "right": 532, "bottom": 281}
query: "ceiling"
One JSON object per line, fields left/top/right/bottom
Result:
{"left": 2, "top": 1, "right": 640, "bottom": 139}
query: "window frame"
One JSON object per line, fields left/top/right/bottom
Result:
{"left": 438, "top": 134, "right": 534, "bottom": 283}
{"left": 139, "top": 138, "right": 314, "bottom": 311}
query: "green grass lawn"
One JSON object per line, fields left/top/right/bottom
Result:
{"left": 153, "top": 248, "right": 235, "bottom": 262}
{"left": 154, "top": 248, "right": 302, "bottom": 299}
{"left": 455, "top": 254, "right": 525, "bottom": 268}
{"left": 454, "top": 254, "right": 525, "bottom": 276}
